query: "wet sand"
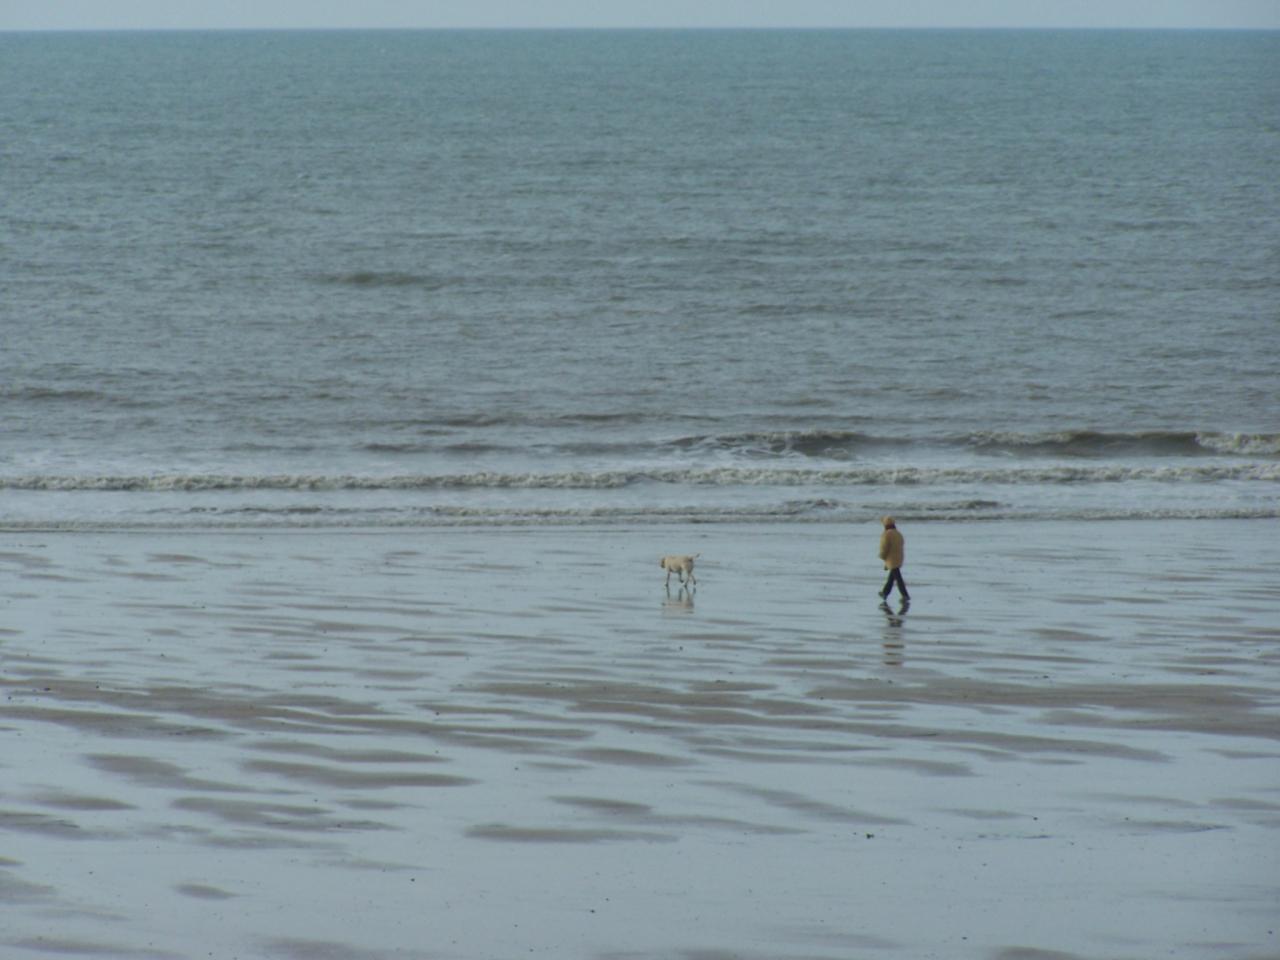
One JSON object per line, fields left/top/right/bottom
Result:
{"left": 1, "top": 520, "right": 1277, "bottom": 960}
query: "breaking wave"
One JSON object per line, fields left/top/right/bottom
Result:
{"left": 668, "top": 429, "right": 890, "bottom": 457}
{"left": 3, "top": 503, "right": 1275, "bottom": 532}
{"left": 663, "top": 429, "right": 1280, "bottom": 460}
{"left": 4, "top": 461, "right": 1277, "bottom": 493}
{"left": 962, "top": 430, "right": 1280, "bottom": 458}
{"left": 306, "top": 429, "right": 1280, "bottom": 461}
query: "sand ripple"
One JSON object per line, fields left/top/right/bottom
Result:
{"left": 1, "top": 522, "right": 1277, "bottom": 958}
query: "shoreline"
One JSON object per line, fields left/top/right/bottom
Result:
{"left": 2, "top": 505, "right": 1277, "bottom": 536}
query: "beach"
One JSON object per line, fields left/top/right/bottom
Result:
{"left": 2, "top": 518, "right": 1277, "bottom": 960}
{"left": 4, "top": 26, "right": 1278, "bottom": 960}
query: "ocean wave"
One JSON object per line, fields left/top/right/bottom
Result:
{"left": 4, "top": 462, "right": 1277, "bottom": 493}
{"left": 313, "top": 270, "right": 450, "bottom": 289}
{"left": 3, "top": 503, "right": 1275, "bottom": 533}
{"left": 1194, "top": 432, "right": 1280, "bottom": 456}
{"left": 669, "top": 429, "right": 889, "bottom": 457}
{"left": 2, "top": 386, "right": 111, "bottom": 403}
{"left": 964, "top": 430, "right": 1280, "bottom": 458}
{"left": 343, "top": 428, "right": 1280, "bottom": 464}
{"left": 662, "top": 429, "right": 1280, "bottom": 460}
{"left": 424, "top": 411, "right": 656, "bottom": 431}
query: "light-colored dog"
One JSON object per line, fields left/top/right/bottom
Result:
{"left": 659, "top": 554, "right": 699, "bottom": 588}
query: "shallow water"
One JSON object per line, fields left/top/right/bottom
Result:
{"left": 2, "top": 520, "right": 1277, "bottom": 958}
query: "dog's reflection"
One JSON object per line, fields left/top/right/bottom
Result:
{"left": 663, "top": 584, "right": 696, "bottom": 614}
{"left": 879, "top": 598, "right": 910, "bottom": 666}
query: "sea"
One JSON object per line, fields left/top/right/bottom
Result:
{"left": 2, "top": 28, "right": 1278, "bottom": 530}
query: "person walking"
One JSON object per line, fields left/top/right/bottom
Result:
{"left": 878, "top": 516, "right": 909, "bottom": 601}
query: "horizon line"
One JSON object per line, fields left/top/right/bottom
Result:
{"left": 3, "top": 24, "right": 1279, "bottom": 34}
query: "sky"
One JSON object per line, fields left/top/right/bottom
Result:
{"left": 2, "top": 1, "right": 1278, "bottom": 31}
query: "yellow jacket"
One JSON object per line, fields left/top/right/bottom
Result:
{"left": 879, "top": 527, "right": 904, "bottom": 570}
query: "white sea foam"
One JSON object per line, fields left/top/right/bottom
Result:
{"left": 1195, "top": 432, "right": 1280, "bottom": 456}
{"left": 3, "top": 462, "right": 1276, "bottom": 494}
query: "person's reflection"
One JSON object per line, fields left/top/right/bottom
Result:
{"left": 879, "top": 598, "right": 910, "bottom": 666}
{"left": 663, "top": 585, "right": 695, "bottom": 615}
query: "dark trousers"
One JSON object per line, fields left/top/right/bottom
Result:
{"left": 882, "top": 567, "right": 909, "bottom": 600}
